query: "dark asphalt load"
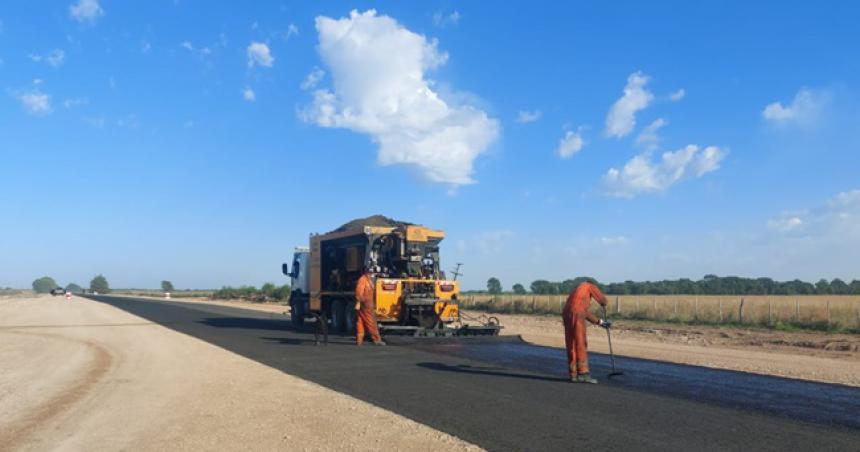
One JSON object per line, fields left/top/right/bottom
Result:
{"left": 86, "top": 296, "right": 860, "bottom": 451}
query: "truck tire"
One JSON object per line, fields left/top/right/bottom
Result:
{"left": 331, "top": 300, "right": 346, "bottom": 333}
{"left": 290, "top": 293, "right": 305, "bottom": 327}
{"left": 344, "top": 306, "right": 357, "bottom": 334}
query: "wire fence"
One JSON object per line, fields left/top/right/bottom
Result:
{"left": 459, "top": 294, "right": 860, "bottom": 330}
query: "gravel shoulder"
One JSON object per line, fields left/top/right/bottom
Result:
{"left": 160, "top": 296, "right": 860, "bottom": 387}
{"left": 0, "top": 295, "right": 480, "bottom": 451}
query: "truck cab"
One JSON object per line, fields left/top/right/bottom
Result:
{"left": 283, "top": 247, "right": 310, "bottom": 326}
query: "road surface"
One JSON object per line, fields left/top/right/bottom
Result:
{"left": 86, "top": 295, "right": 859, "bottom": 451}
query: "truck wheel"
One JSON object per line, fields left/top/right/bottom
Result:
{"left": 290, "top": 293, "right": 305, "bottom": 327}
{"left": 344, "top": 306, "right": 357, "bottom": 334}
{"left": 331, "top": 300, "right": 346, "bottom": 333}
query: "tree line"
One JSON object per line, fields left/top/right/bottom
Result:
{"left": 482, "top": 275, "right": 860, "bottom": 296}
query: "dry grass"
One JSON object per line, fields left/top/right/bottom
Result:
{"left": 460, "top": 294, "right": 860, "bottom": 331}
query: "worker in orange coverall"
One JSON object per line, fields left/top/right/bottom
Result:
{"left": 563, "top": 280, "right": 611, "bottom": 383}
{"left": 354, "top": 270, "right": 386, "bottom": 346}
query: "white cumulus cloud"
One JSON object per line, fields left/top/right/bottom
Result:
{"left": 433, "top": 10, "right": 461, "bottom": 27}
{"left": 28, "top": 49, "right": 66, "bottom": 68}
{"left": 762, "top": 88, "right": 829, "bottom": 125}
{"left": 556, "top": 129, "right": 585, "bottom": 158}
{"left": 600, "top": 236, "right": 628, "bottom": 245}
{"left": 301, "top": 9, "right": 500, "bottom": 186}
{"left": 605, "top": 71, "right": 653, "bottom": 138}
{"left": 69, "top": 0, "right": 104, "bottom": 24}
{"left": 516, "top": 110, "right": 541, "bottom": 124}
{"left": 603, "top": 144, "right": 727, "bottom": 198}
{"left": 635, "top": 118, "right": 667, "bottom": 150}
{"left": 18, "top": 91, "right": 52, "bottom": 115}
{"left": 247, "top": 42, "right": 274, "bottom": 68}
{"left": 242, "top": 87, "right": 255, "bottom": 101}
{"left": 300, "top": 68, "right": 325, "bottom": 90}
{"left": 669, "top": 88, "right": 686, "bottom": 101}
{"left": 767, "top": 216, "right": 804, "bottom": 232}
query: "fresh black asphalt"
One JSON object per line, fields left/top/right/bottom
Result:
{"left": 86, "top": 295, "right": 860, "bottom": 451}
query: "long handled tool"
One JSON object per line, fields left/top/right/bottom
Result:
{"left": 602, "top": 305, "right": 623, "bottom": 377}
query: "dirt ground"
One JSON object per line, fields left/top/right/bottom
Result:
{"left": 162, "top": 297, "right": 860, "bottom": 387}
{"left": 0, "top": 294, "right": 480, "bottom": 451}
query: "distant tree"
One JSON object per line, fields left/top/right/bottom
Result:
{"left": 161, "top": 280, "right": 175, "bottom": 292}
{"left": 830, "top": 278, "right": 849, "bottom": 295}
{"left": 530, "top": 280, "right": 556, "bottom": 294}
{"left": 486, "top": 277, "right": 502, "bottom": 294}
{"left": 512, "top": 283, "right": 526, "bottom": 294}
{"left": 32, "top": 276, "right": 58, "bottom": 293}
{"left": 65, "top": 283, "right": 83, "bottom": 293}
{"left": 90, "top": 274, "right": 110, "bottom": 293}
{"left": 261, "top": 282, "right": 277, "bottom": 298}
{"left": 815, "top": 278, "right": 831, "bottom": 294}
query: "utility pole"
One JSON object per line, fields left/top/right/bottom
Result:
{"left": 451, "top": 263, "right": 463, "bottom": 281}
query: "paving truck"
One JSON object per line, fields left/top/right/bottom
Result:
{"left": 282, "top": 216, "right": 500, "bottom": 337}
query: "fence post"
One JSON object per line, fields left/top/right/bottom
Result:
{"left": 738, "top": 297, "right": 745, "bottom": 324}
{"left": 653, "top": 297, "right": 657, "bottom": 316}
{"left": 673, "top": 299, "right": 678, "bottom": 318}
{"left": 768, "top": 299, "right": 773, "bottom": 326}
{"left": 827, "top": 300, "right": 831, "bottom": 326}
{"left": 615, "top": 296, "right": 620, "bottom": 315}
{"left": 694, "top": 296, "right": 699, "bottom": 319}
{"left": 719, "top": 299, "right": 723, "bottom": 323}
{"left": 636, "top": 298, "right": 641, "bottom": 315}
{"left": 795, "top": 299, "right": 800, "bottom": 322}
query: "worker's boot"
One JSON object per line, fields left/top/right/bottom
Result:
{"left": 373, "top": 340, "right": 387, "bottom": 346}
{"left": 576, "top": 373, "right": 598, "bottom": 384}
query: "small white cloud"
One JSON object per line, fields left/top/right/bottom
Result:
{"left": 302, "top": 10, "right": 499, "bottom": 186}
{"left": 433, "top": 10, "right": 461, "bottom": 27}
{"left": 767, "top": 216, "right": 804, "bottom": 232}
{"left": 247, "top": 41, "right": 274, "bottom": 68}
{"left": 605, "top": 71, "right": 654, "bottom": 138}
{"left": 635, "top": 118, "right": 667, "bottom": 150}
{"left": 181, "top": 41, "right": 193, "bottom": 51}
{"left": 28, "top": 49, "right": 65, "bottom": 68}
{"left": 141, "top": 40, "right": 151, "bottom": 53}
{"left": 556, "top": 128, "right": 585, "bottom": 158}
{"left": 18, "top": 91, "right": 52, "bottom": 115}
{"left": 762, "top": 88, "right": 829, "bottom": 125}
{"left": 516, "top": 110, "right": 542, "bottom": 124}
{"left": 63, "top": 97, "right": 88, "bottom": 108}
{"left": 476, "top": 230, "right": 514, "bottom": 254}
{"left": 603, "top": 144, "right": 728, "bottom": 198}
{"left": 300, "top": 68, "right": 325, "bottom": 90}
{"left": 600, "top": 236, "right": 628, "bottom": 245}
{"left": 285, "top": 23, "right": 299, "bottom": 39}
{"left": 242, "top": 87, "right": 255, "bottom": 101}
{"left": 83, "top": 116, "right": 105, "bottom": 128}
{"left": 669, "top": 88, "right": 686, "bottom": 101}
{"left": 69, "top": 0, "right": 104, "bottom": 24}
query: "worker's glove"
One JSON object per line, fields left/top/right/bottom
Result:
{"left": 598, "top": 319, "right": 612, "bottom": 329}
{"left": 354, "top": 302, "right": 361, "bottom": 311}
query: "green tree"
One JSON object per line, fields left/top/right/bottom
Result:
{"left": 487, "top": 277, "right": 502, "bottom": 294}
{"left": 261, "top": 282, "right": 277, "bottom": 298}
{"left": 161, "top": 280, "right": 175, "bottom": 292}
{"left": 830, "top": 278, "right": 849, "bottom": 295}
{"left": 32, "top": 276, "right": 58, "bottom": 293}
{"left": 512, "top": 283, "right": 526, "bottom": 294}
{"left": 815, "top": 278, "right": 831, "bottom": 294}
{"left": 65, "top": 283, "right": 83, "bottom": 293}
{"left": 90, "top": 274, "right": 110, "bottom": 293}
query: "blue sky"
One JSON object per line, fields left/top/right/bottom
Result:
{"left": 2, "top": 1, "right": 859, "bottom": 290}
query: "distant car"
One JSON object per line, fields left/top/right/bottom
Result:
{"left": 50, "top": 287, "right": 65, "bottom": 296}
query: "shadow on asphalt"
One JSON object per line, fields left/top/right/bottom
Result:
{"left": 418, "top": 362, "right": 568, "bottom": 383}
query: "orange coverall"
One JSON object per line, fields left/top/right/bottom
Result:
{"left": 354, "top": 274, "right": 382, "bottom": 344}
{"left": 562, "top": 282, "right": 608, "bottom": 377}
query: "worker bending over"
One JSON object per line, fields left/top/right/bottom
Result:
{"left": 563, "top": 280, "right": 611, "bottom": 383}
{"left": 354, "top": 270, "right": 386, "bottom": 346}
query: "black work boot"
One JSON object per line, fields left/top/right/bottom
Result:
{"left": 576, "top": 373, "right": 598, "bottom": 384}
